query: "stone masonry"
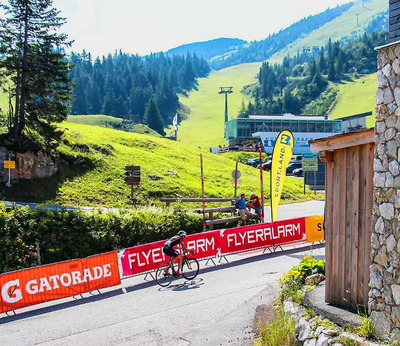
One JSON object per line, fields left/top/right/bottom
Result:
{"left": 0, "top": 147, "right": 58, "bottom": 182}
{"left": 370, "top": 42, "right": 400, "bottom": 339}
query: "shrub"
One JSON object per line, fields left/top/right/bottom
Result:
{"left": 357, "top": 315, "right": 374, "bottom": 338}
{"left": 278, "top": 255, "right": 325, "bottom": 301}
{"left": 0, "top": 204, "right": 203, "bottom": 273}
{"left": 255, "top": 305, "right": 296, "bottom": 346}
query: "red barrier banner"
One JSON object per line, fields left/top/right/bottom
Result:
{"left": 121, "top": 240, "right": 167, "bottom": 277}
{"left": 0, "top": 252, "right": 120, "bottom": 314}
{"left": 121, "top": 230, "right": 220, "bottom": 277}
{"left": 120, "top": 216, "right": 316, "bottom": 277}
{"left": 218, "top": 217, "right": 306, "bottom": 254}
{"left": 185, "top": 230, "right": 220, "bottom": 259}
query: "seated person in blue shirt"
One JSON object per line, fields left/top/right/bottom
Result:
{"left": 235, "top": 193, "right": 253, "bottom": 225}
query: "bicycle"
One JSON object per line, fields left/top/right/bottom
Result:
{"left": 155, "top": 250, "right": 200, "bottom": 287}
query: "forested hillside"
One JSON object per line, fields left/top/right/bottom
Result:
{"left": 69, "top": 51, "right": 210, "bottom": 131}
{"left": 240, "top": 31, "right": 386, "bottom": 116}
{"left": 166, "top": 38, "right": 247, "bottom": 61}
{"left": 210, "top": 3, "right": 354, "bottom": 70}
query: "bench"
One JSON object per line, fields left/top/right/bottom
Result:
{"left": 160, "top": 198, "right": 234, "bottom": 207}
{"left": 205, "top": 214, "right": 259, "bottom": 228}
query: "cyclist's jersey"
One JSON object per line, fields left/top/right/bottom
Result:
{"left": 164, "top": 235, "right": 183, "bottom": 249}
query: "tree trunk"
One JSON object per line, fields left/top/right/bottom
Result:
{"left": 16, "top": 2, "right": 29, "bottom": 139}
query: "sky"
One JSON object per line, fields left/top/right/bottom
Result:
{"left": 54, "top": 0, "right": 352, "bottom": 57}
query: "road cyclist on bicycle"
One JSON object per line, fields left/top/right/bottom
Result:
{"left": 162, "top": 230, "right": 194, "bottom": 277}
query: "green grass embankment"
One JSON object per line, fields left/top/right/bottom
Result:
{"left": 0, "top": 122, "right": 314, "bottom": 207}
{"left": 66, "top": 115, "right": 161, "bottom": 137}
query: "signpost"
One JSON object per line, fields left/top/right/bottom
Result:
{"left": 3, "top": 160, "right": 16, "bottom": 187}
{"left": 124, "top": 165, "right": 141, "bottom": 201}
{"left": 231, "top": 163, "right": 241, "bottom": 198}
{"left": 302, "top": 153, "right": 318, "bottom": 195}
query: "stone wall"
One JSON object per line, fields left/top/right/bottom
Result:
{"left": 370, "top": 42, "right": 400, "bottom": 339}
{"left": 0, "top": 147, "right": 58, "bottom": 182}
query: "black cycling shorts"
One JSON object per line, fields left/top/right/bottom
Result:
{"left": 163, "top": 246, "right": 179, "bottom": 257}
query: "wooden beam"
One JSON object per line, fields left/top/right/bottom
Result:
{"left": 205, "top": 214, "right": 257, "bottom": 226}
{"left": 319, "top": 151, "right": 334, "bottom": 163}
{"left": 310, "top": 129, "right": 374, "bottom": 152}
{"left": 189, "top": 206, "right": 236, "bottom": 213}
{"left": 160, "top": 198, "right": 234, "bottom": 203}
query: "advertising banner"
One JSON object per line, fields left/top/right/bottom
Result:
{"left": 185, "top": 230, "right": 220, "bottom": 260}
{"left": 0, "top": 252, "right": 120, "bottom": 314}
{"left": 120, "top": 231, "right": 220, "bottom": 277}
{"left": 270, "top": 130, "right": 294, "bottom": 222}
{"left": 218, "top": 217, "right": 306, "bottom": 254}
{"left": 305, "top": 215, "right": 325, "bottom": 242}
{"left": 121, "top": 240, "right": 167, "bottom": 277}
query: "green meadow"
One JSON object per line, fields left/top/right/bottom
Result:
{"left": 329, "top": 73, "right": 377, "bottom": 127}
{"left": 67, "top": 114, "right": 161, "bottom": 136}
{"left": 0, "top": 122, "right": 314, "bottom": 207}
{"left": 178, "top": 62, "right": 261, "bottom": 148}
{"left": 67, "top": 114, "right": 123, "bottom": 127}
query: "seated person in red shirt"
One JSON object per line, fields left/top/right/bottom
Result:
{"left": 249, "top": 192, "right": 262, "bottom": 222}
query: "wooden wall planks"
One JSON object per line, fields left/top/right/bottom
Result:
{"left": 324, "top": 143, "right": 373, "bottom": 310}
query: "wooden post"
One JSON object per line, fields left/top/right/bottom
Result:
{"left": 259, "top": 148, "right": 264, "bottom": 222}
{"left": 209, "top": 212, "right": 214, "bottom": 230}
{"left": 234, "top": 161, "right": 238, "bottom": 198}
{"left": 200, "top": 154, "right": 206, "bottom": 231}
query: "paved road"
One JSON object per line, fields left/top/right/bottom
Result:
{"left": 0, "top": 201, "right": 325, "bottom": 346}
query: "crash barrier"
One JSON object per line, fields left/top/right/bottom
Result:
{"left": 0, "top": 252, "right": 120, "bottom": 314}
{"left": 120, "top": 215, "right": 325, "bottom": 277}
{"left": 0, "top": 215, "right": 324, "bottom": 314}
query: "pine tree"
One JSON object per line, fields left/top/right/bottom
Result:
{"left": 143, "top": 98, "right": 165, "bottom": 136}
{"left": 237, "top": 100, "right": 248, "bottom": 118}
{"left": 328, "top": 59, "right": 336, "bottom": 81}
{"left": 0, "top": 0, "right": 73, "bottom": 150}
{"left": 318, "top": 47, "right": 326, "bottom": 73}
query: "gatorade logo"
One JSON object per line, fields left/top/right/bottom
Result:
{"left": 1, "top": 279, "right": 22, "bottom": 303}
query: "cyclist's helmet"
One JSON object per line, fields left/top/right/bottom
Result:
{"left": 178, "top": 230, "right": 187, "bottom": 237}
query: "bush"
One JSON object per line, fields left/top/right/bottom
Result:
{"left": 0, "top": 204, "right": 203, "bottom": 273}
{"left": 255, "top": 305, "right": 296, "bottom": 346}
{"left": 278, "top": 255, "right": 325, "bottom": 301}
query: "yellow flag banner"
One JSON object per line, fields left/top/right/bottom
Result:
{"left": 270, "top": 130, "right": 294, "bottom": 222}
{"left": 305, "top": 215, "right": 325, "bottom": 242}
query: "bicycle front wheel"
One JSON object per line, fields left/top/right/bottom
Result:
{"left": 182, "top": 257, "right": 199, "bottom": 280}
{"left": 156, "top": 263, "right": 173, "bottom": 287}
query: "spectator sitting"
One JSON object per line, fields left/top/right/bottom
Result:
{"left": 249, "top": 192, "right": 262, "bottom": 223}
{"left": 235, "top": 193, "right": 252, "bottom": 226}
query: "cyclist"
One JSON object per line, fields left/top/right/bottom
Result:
{"left": 163, "top": 231, "right": 194, "bottom": 276}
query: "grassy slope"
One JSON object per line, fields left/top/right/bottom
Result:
{"left": 329, "top": 73, "right": 377, "bottom": 127}
{"left": 67, "top": 115, "right": 160, "bottom": 137}
{"left": 67, "top": 114, "right": 122, "bottom": 126}
{"left": 269, "top": 0, "right": 387, "bottom": 63}
{"left": 178, "top": 63, "right": 261, "bottom": 147}
{"left": 0, "top": 122, "right": 314, "bottom": 207}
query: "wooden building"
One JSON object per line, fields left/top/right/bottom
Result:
{"left": 310, "top": 128, "right": 374, "bottom": 310}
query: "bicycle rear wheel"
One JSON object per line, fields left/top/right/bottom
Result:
{"left": 182, "top": 257, "right": 199, "bottom": 280}
{"left": 156, "top": 263, "right": 173, "bottom": 287}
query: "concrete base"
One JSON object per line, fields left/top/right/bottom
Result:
{"left": 302, "top": 281, "right": 361, "bottom": 329}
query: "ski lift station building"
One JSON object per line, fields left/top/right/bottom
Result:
{"left": 225, "top": 114, "right": 342, "bottom": 154}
